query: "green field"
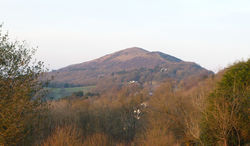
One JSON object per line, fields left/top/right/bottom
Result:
{"left": 45, "top": 86, "right": 95, "bottom": 100}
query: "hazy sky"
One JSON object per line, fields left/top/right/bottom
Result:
{"left": 1, "top": 0, "right": 249, "bottom": 72}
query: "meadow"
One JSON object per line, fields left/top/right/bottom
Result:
{"left": 45, "top": 86, "right": 96, "bottom": 100}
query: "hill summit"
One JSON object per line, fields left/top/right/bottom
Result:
{"left": 48, "top": 47, "right": 213, "bottom": 88}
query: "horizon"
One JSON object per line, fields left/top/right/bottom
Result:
{"left": 54, "top": 46, "right": 214, "bottom": 72}
{"left": 1, "top": 0, "right": 250, "bottom": 72}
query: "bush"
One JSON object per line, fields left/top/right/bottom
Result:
{"left": 41, "top": 126, "right": 83, "bottom": 146}
{"left": 83, "top": 133, "right": 114, "bottom": 146}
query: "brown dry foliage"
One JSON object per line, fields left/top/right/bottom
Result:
{"left": 41, "top": 126, "right": 83, "bottom": 146}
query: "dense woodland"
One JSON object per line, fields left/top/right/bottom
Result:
{"left": 0, "top": 27, "right": 249, "bottom": 146}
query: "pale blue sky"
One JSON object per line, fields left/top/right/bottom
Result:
{"left": 1, "top": 0, "right": 250, "bottom": 72}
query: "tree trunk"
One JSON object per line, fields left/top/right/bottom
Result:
{"left": 223, "top": 139, "right": 228, "bottom": 146}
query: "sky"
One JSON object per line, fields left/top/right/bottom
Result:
{"left": 0, "top": 0, "right": 249, "bottom": 72}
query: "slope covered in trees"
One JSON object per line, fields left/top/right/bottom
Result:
{"left": 1, "top": 26, "right": 249, "bottom": 146}
{"left": 37, "top": 59, "right": 249, "bottom": 146}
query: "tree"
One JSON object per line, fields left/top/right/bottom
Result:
{"left": 0, "top": 26, "right": 46, "bottom": 145}
{"left": 201, "top": 59, "right": 250, "bottom": 146}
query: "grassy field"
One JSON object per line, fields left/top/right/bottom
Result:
{"left": 46, "top": 86, "right": 95, "bottom": 100}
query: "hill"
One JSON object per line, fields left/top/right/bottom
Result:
{"left": 47, "top": 47, "right": 213, "bottom": 89}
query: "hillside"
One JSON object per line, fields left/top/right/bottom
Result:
{"left": 47, "top": 47, "right": 213, "bottom": 88}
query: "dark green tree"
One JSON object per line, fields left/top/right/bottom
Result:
{"left": 201, "top": 59, "right": 250, "bottom": 146}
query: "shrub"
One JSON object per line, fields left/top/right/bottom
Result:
{"left": 41, "top": 126, "right": 83, "bottom": 146}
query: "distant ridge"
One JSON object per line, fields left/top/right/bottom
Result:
{"left": 48, "top": 47, "right": 213, "bottom": 88}
{"left": 152, "top": 51, "right": 182, "bottom": 62}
